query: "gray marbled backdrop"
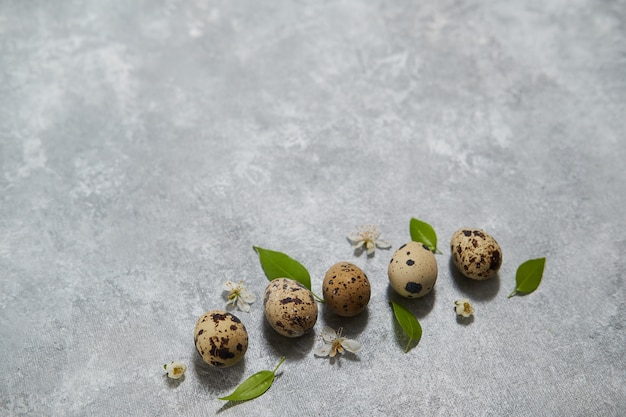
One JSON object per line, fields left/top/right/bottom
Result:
{"left": 1, "top": 0, "right": 625, "bottom": 416}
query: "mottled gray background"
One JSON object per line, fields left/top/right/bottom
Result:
{"left": 1, "top": 0, "right": 625, "bottom": 416}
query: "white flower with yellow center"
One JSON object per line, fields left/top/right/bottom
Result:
{"left": 454, "top": 298, "right": 475, "bottom": 318}
{"left": 223, "top": 280, "right": 256, "bottom": 312}
{"left": 347, "top": 225, "right": 391, "bottom": 256}
{"left": 314, "top": 326, "right": 362, "bottom": 358}
{"left": 164, "top": 361, "right": 186, "bottom": 379}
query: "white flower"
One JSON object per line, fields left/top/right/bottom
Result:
{"left": 314, "top": 326, "right": 362, "bottom": 358}
{"left": 347, "top": 225, "right": 391, "bottom": 256}
{"left": 223, "top": 280, "right": 256, "bottom": 312}
{"left": 164, "top": 361, "right": 186, "bottom": 379}
{"left": 454, "top": 298, "right": 475, "bottom": 318}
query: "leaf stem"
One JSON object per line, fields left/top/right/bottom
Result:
{"left": 508, "top": 290, "right": 517, "bottom": 299}
{"left": 404, "top": 338, "right": 412, "bottom": 353}
{"left": 273, "top": 356, "right": 286, "bottom": 373}
{"left": 312, "top": 291, "right": 325, "bottom": 303}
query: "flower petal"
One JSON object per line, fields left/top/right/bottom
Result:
{"left": 347, "top": 234, "right": 362, "bottom": 244}
{"left": 165, "top": 361, "right": 187, "bottom": 379}
{"left": 313, "top": 344, "right": 331, "bottom": 357}
{"left": 240, "top": 289, "right": 256, "bottom": 304}
{"left": 454, "top": 299, "right": 474, "bottom": 317}
{"left": 341, "top": 339, "right": 362, "bottom": 354}
{"left": 375, "top": 239, "right": 391, "bottom": 249}
{"left": 320, "top": 326, "right": 337, "bottom": 342}
{"left": 236, "top": 298, "right": 250, "bottom": 312}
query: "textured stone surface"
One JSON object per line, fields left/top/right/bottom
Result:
{"left": 1, "top": 0, "right": 625, "bottom": 415}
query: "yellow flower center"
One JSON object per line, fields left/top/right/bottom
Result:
{"left": 228, "top": 281, "right": 246, "bottom": 301}
{"left": 463, "top": 303, "right": 472, "bottom": 314}
{"left": 358, "top": 225, "right": 379, "bottom": 243}
{"left": 332, "top": 341, "right": 344, "bottom": 355}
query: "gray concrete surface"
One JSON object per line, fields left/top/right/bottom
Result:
{"left": 1, "top": 0, "right": 625, "bottom": 416}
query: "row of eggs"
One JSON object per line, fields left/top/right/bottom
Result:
{"left": 194, "top": 227, "right": 502, "bottom": 367}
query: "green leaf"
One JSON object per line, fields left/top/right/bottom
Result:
{"left": 508, "top": 257, "right": 546, "bottom": 298}
{"left": 219, "top": 357, "right": 285, "bottom": 402}
{"left": 409, "top": 218, "right": 440, "bottom": 253}
{"left": 252, "top": 246, "right": 311, "bottom": 290}
{"left": 390, "top": 301, "right": 422, "bottom": 353}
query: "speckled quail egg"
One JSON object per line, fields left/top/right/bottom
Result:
{"left": 263, "top": 278, "right": 318, "bottom": 338}
{"left": 194, "top": 310, "right": 248, "bottom": 367}
{"left": 322, "top": 262, "right": 371, "bottom": 317}
{"left": 450, "top": 228, "right": 502, "bottom": 280}
{"left": 388, "top": 241, "right": 438, "bottom": 298}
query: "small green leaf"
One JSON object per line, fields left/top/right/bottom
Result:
{"left": 409, "top": 218, "right": 440, "bottom": 253}
{"left": 390, "top": 301, "right": 422, "bottom": 353}
{"left": 508, "top": 257, "right": 546, "bottom": 298}
{"left": 219, "top": 357, "right": 285, "bottom": 402}
{"left": 219, "top": 371, "right": 274, "bottom": 401}
{"left": 253, "top": 246, "right": 311, "bottom": 290}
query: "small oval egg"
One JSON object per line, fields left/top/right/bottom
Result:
{"left": 263, "top": 278, "right": 318, "bottom": 337}
{"left": 450, "top": 228, "right": 502, "bottom": 280}
{"left": 194, "top": 310, "right": 248, "bottom": 368}
{"left": 322, "top": 262, "right": 371, "bottom": 317}
{"left": 388, "top": 241, "right": 438, "bottom": 298}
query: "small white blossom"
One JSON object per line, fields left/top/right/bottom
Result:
{"left": 164, "top": 361, "right": 186, "bottom": 379}
{"left": 347, "top": 225, "right": 391, "bottom": 256}
{"left": 454, "top": 298, "right": 475, "bottom": 318}
{"left": 314, "top": 326, "right": 362, "bottom": 358}
{"left": 223, "top": 280, "right": 256, "bottom": 312}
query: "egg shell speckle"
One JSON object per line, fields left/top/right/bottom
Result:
{"left": 194, "top": 310, "right": 248, "bottom": 368}
{"left": 263, "top": 278, "right": 318, "bottom": 338}
{"left": 450, "top": 228, "right": 502, "bottom": 280}
{"left": 322, "top": 262, "right": 371, "bottom": 317}
{"left": 388, "top": 241, "right": 438, "bottom": 298}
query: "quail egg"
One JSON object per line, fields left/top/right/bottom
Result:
{"left": 194, "top": 310, "right": 248, "bottom": 367}
{"left": 388, "top": 241, "right": 438, "bottom": 298}
{"left": 322, "top": 262, "right": 371, "bottom": 317}
{"left": 450, "top": 228, "right": 502, "bottom": 280}
{"left": 263, "top": 278, "right": 318, "bottom": 337}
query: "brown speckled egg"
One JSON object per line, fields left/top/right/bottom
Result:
{"left": 322, "top": 262, "right": 371, "bottom": 317}
{"left": 263, "top": 278, "right": 318, "bottom": 337}
{"left": 388, "top": 241, "right": 438, "bottom": 298}
{"left": 450, "top": 228, "right": 502, "bottom": 280}
{"left": 194, "top": 310, "right": 248, "bottom": 368}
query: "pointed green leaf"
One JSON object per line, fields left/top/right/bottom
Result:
{"left": 219, "top": 370, "right": 274, "bottom": 401}
{"left": 508, "top": 257, "right": 546, "bottom": 298}
{"left": 409, "top": 218, "right": 439, "bottom": 253}
{"left": 253, "top": 246, "right": 311, "bottom": 290}
{"left": 390, "top": 301, "right": 422, "bottom": 353}
{"left": 219, "top": 357, "right": 285, "bottom": 402}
